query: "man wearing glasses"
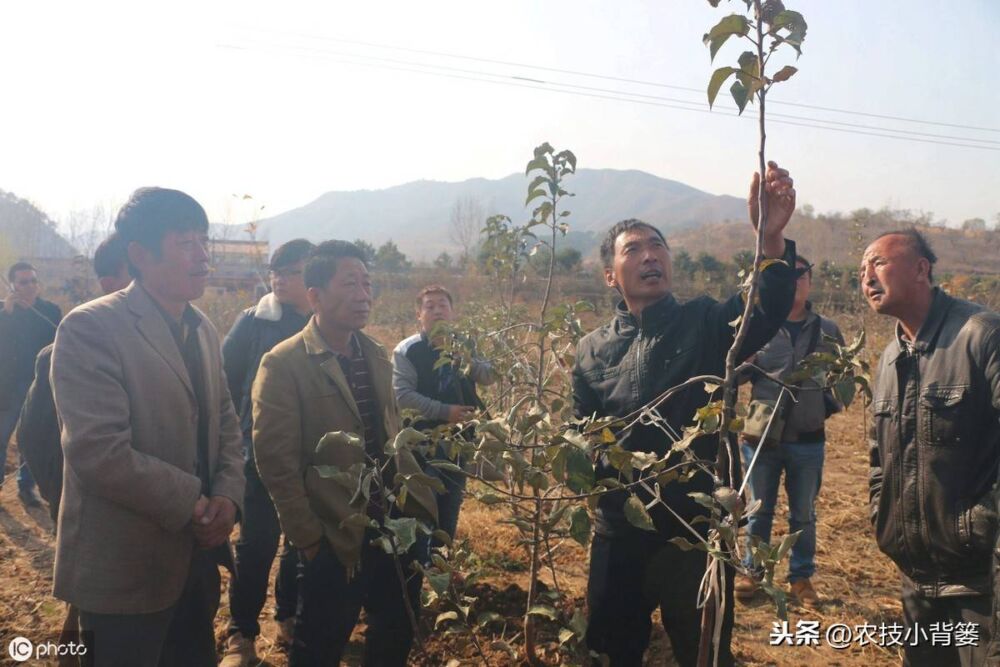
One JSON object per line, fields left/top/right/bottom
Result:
{"left": 0, "top": 261, "right": 62, "bottom": 507}
{"left": 220, "top": 239, "right": 315, "bottom": 667}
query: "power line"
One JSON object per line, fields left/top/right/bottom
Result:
{"left": 230, "top": 26, "right": 1000, "bottom": 135}
{"left": 219, "top": 40, "right": 1000, "bottom": 153}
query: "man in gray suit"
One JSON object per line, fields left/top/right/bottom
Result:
{"left": 51, "top": 188, "right": 245, "bottom": 666}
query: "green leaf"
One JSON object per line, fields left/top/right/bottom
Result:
{"left": 730, "top": 79, "right": 750, "bottom": 114}
{"left": 477, "top": 493, "right": 506, "bottom": 506}
{"left": 624, "top": 496, "right": 656, "bottom": 532}
{"left": 770, "top": 10, "right": 807, "bottom": 55}
{"left": 383, "top": 517, "right": 417, "bottom": 553}
{"left": 776, "top": 530, "right": 802, "bottom": 561}
{"left": 770, "top": 9, "right": 807, "bottom": 35}
{"left": 427, "top": 571, "right": 452, "bottom": 595}
{"left": 435, "top": 611, "right": 459, "bottom": 629}
{"left": 688, "top": 491, "right": 717, "bottom": 511}
{"left": 525, "top": 155, "right": 551, "bottom": 176}
{"left": 313, "top": 464, "right": 359, "bottom": 488}
{"left": 707, "top": 67, "right": 737, "bottom": 109}
{"left": 525, "top": 188, "right": 548, "bottom": 206}
{"left": 565, "top": 446, "right": 595, "bottom": 493}
{"left": 568, "top": 506, "right": 591, "bottom": 546}
{"left": 771, "top": 65, "right": 798, "bottom": 83}
{"left": 737, "top": 51, "right": 759, "bottom": 76}
{"left": 400, "top": 472, "right": 447, "bottom": 495}
{"left": 667, "top": 536, "right": 698, "bottom": 551}
{"left": 713, "top": 486, "right": 740, "bottom": 514}
{"left": 556, "top": 149, "right": 578, "bottom": 172}
{"left": 527, "top": 604, "right": 559, "bottom": 620}
{"left": 477, "top": 611, "right": 504, "bottom": 627}
{"left": 429, "top": 460, "right": 465, "bottom": 475}
{"left": 606, "top": 443, "right": 633, "bottom": 472}
{"left": 834, "top": 377, "right": 856, "bottom": 408}
{"left": 558, "top": 627, "right": 576, "bottom": 646}
{"left": 550, "top": 447, "right": 567, "bottom": 483}
{"left": 702, "top": 15, "right": 750, "bottom": 62}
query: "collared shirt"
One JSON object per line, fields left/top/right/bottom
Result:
{"left": 332, "top": 333, "right": 382, "bottom": 459}
{"left": 144, "top": 287, "right": 211, "bottom": 494}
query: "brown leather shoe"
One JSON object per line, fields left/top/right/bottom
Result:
{"left": 734, "top": 574, "right": 759, "bottom": 601}
{"left": 790, "top": 578, "right": 819, "bottom": 608}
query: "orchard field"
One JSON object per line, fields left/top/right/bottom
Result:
{"left": 0, "top": 267, "right": 920, "bottom": 665}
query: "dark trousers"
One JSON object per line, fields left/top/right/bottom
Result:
{"left": 901, "top": 580, "right": 992, "bottom": 667}
{"left": 586, "top": 530, "right": 735, "bottom": 667}
{"left": 292, "top": 539, "right": 423, "bottom": 667}
{"left": 228, "top": 462, "right": 298, "bottom": 638}
{"left": 0, "top": 380, "right": 35, "bottom": 492}
{"left": 79, "top": 549, "right": 221, "bottom": 667}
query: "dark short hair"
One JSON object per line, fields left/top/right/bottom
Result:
{"left": 415, "top": 284, "right": 453, "bottom": 309}
{"left": 304, "top": 240, "right": 368, "bottom": 289}
{"left": 795, "top": 254, "right": 813, "bottom": 279}
{"left": 269, "top": 238, "right": 315, "bottom": 271}
{"left": 7, "top": 261, "right": 36, "bottom": 283}
{"left": 874, "top": 228, "right": 938, "bottom": 283}
{"left": 599, "top": 219, "right": 668, "bottom": 268}
{"left": 114, "top": 187, "right": 209, "bottom": 278}
{"left": 93, "top": 233, "right": 128, "bottom": 279}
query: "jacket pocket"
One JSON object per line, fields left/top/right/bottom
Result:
{"left": 920, "top": 386, "right": 968, "bottom": 446}
{"left": 957, "top": 497, "right": 999, "bottom": 553}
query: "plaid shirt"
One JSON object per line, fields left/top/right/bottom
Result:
{"left": 333, "top": 333, "right": 382, "bottom": 459}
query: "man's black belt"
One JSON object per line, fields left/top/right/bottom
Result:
{"left": 786, "top": 429, "right": 825, "bottom": 444}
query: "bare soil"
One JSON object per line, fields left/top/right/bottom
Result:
{"left": 0, "top": 402, "right": 905, "bottom": 666}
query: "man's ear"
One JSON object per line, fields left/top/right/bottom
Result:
{"left": 915, "top": 257, "right": 931, "bottom": 284}
{"left": 305, "top": 286, "right": 320, "bottom": 311}
{"left": 604, "top": 267, "right": 617, "bottom": 289}
{"left": 127, "top": 241, "right": 150, "bottom": 274}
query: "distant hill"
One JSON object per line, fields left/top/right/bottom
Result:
{"left": 669, "top": 207, "right": 1000, "bottom": 276}
{"left": 247, "top": 169, "right": 748, "bottom": 261}
{"left": 0, "top": 190, "right": 77, "bottom": 260}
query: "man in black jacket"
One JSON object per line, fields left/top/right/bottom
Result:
{"left": 0, "top": 261, "right": 62, "bottom": 507}
{"left": 863, "top": 229, "right": 1000, "bottom": 666}
{"left": 17, "top": 233, "right": 131, "bottom": 522}
{"left": 573, "top": 162, "right": 797, "bottom": 666}
{"left": 220, "top": 238, "right": 314, "bottom": 667}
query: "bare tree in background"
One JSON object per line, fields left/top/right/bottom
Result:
{"left": 64, "top": 203, "right": 116, "bottom": 258}
{"left": 449, "top": 195, "right": 485, "bottom": 268}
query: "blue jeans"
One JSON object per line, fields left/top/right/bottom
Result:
{"left": 740, "top": 441, "right": 824, "bottom": 582}
{"left": 0, "top": 380, "right": 36, "bottom": 492}
{"left": 426, "top": 453, "right": 466, "bottom": 541}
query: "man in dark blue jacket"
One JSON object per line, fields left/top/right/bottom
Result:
{"left": 220, "top": 238, "right": 314, "bottom": 667}
{"left": 572, "top": 162, "right": 798, "bottom": 667}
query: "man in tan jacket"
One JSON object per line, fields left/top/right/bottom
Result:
{"left": 253, "top": 240, "right": 435, "bottom": 667}
{"left": 51, "top": 188, "right": 245, "bottom": 667}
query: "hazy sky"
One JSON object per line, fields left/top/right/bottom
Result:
{"left": 2, "top": 0, "right": 997, "bottom": 232}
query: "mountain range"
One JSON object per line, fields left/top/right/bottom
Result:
{"left": 0, "top": 190, "right": 77, "bottom": 261}
{"left": 249, "top": 169, "right": 748, "bottom": 260}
